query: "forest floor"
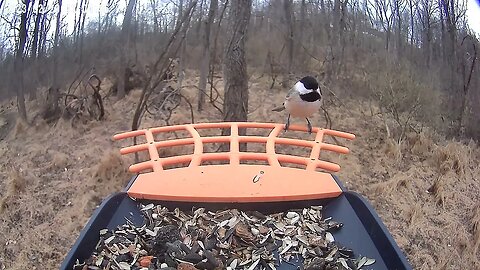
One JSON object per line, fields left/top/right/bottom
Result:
{"left": 0, "top": 72, "right": 479, "bottom": 269}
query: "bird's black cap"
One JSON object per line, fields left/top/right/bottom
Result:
{"left": 300, "top": 76, "right": 319, "bottom": 91}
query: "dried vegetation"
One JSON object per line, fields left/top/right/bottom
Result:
{"left": 0, "top": 74, "right": 478, "bottom": 269}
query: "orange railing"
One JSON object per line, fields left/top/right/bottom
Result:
{"left": 113, "top": 122, "right": 355, "bottom": 202}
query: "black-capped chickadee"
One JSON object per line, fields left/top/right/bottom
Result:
{"left": 272, "top": 76, "right": 322, "bottom": 133}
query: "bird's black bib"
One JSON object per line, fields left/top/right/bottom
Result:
{"left": 299, "top": 91, "right": 321, "bottom": 102}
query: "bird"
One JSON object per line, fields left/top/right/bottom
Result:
{"left": 272, "top": 76, "right": 322, "bottom": 133}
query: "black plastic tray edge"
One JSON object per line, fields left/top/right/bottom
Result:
{"left": 59, "top": 175, "right": 138, "bottom": 270}
{"left": 331, "top": 175, "right": 412, "bottom": 269}
{"left": 332, "top": 175, "right": 412, "bottom": 269}
{"left": 60, "top": 175, "right": 413, "bottom": 270}
{"left": 345, "top": 192, "right": 412, "bottom": 269}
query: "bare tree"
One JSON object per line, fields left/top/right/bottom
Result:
{"left": 393, "top": 0, "right": 405, "bottom": 58}
{"left": 117, "top": 0, "right": 137, "bottom": 98}
{"left": 71, "top": 0, "right": 89, "bottom": 62}
{"left": 283, "top": 0, "right": 294, "bottom": 78}
{"left": 30, "top": 0, "right": 44, "bottom": 59}
{"left": 222, "top": 0, "right": 252, "bottom": 147}
{"left": 457, "top": 35, "right": 477, "bottom": 134}
{"left": 149, "top": 0, "right": 160, "bottom": 32}
{"left": 371, "top": 0, "right": 395, "bottom": 51}
{"left": 417, "top": 0, "right": 434, "bottom": 67}
{"left": 52, "top": 0, "right": 63, "bottom": 89}
{"left": 78, "top": 0, "right": 89, "bottom": 62}
{"left": 37, "top": 0, "right": 49, "bottom": 59}
{"left": 14, "top": 0, "right": 30, "bottom": 121}
{"left": 103, "top": 0, "right": 120, "bottom": 33}
{"left": 27, "top": 0, "right": 45, "bottom": 100}
{"left": 408, "top": 0, "right": 416, "bottom": 57}
{"left": 298, "top": 0, "right": 307, "bottom": 65}
{"left": 197, "top": 0, "right": 217, "bottom": 111}
{"left": 177, "top": 0, "right": 187, "bottom": 92}
{"left": 131, "top": 0, "right": 198, "bottom": 133}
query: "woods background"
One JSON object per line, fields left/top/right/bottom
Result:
{"left": 0, "top": 0, "right": 478, "bottom": 139}
{"left": 0, "top": 1, "right": 480, "bottom": 269}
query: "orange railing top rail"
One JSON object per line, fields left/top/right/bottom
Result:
{"left": 113, "top": 122, "right": 355, "bottom": 202}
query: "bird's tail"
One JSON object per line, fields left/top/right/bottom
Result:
{"left": 272, "top": 104, "right": 285, "bottom": 112}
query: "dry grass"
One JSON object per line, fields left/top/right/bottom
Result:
{"left": 372, "top": 170, "right": 411, "bottom": 195}
{"left": 0, "top": 170, "right": 26, "bottom": 213}
{"left": 472, "top": 204, "right": 480, "bottom": 256}
{"left": 91, "top": 151, "right": 131, "bottom": 189}
{"left": 410, "top": 132, "right": 435, "bottom": 158}
{"left": 405, "top": 203, "right": 424, "bottom": 230}
{"left": 433, "top": 141, "right": 471, "bottom": 177}
{"left": 0, "top": 73, "right": 479, "bottom": 269}
{"left": 427, "top": 174, "right": 451, "bottom": 208}
{"left": 383, "top": 138, "right": 403, "bottom": 161}
{"left": 49, "top": 151, "right": 69, "bottom": 170}
{"left": 12, "top": 118, "right": 28, "bottom": 139}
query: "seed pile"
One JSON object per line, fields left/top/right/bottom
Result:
{"left": 74, "top": 204, "right": 375, "bottom": 270}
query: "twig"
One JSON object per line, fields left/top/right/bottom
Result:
{"left": 179, "top": 93, "right": 195, "bottom": 124}
{"left": 208, "top": 0, "right": 228, "bottom": 101}
{"left": 461, "top": 35, "right": 477, "bottom": 95}
{"left": 66, "top": 65, "right": 87, "bottom": 104}
{"left": 132, "top": 0, "right": 198, "bottom": 136}
{"left": 88, "top": 74, "right": 104, "bottom": 120}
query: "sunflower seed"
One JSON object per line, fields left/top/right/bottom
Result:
{"left": 81, "top": 204, "right": 374, "bottom": 270}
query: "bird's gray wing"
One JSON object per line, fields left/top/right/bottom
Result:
{"left": 272, "top": 105, "right": 285, "bottom": 112}
{"left": 273, "top": 87, "right": 298, "bottom": 112}
{"left": 285, "top": 87, "right": 298, "bottom": 100}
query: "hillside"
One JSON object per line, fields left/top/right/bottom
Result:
{"left": 0, "top": 73, "right": 478, "bottom": 269}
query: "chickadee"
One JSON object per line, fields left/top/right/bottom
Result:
{"left": 272, "top": 76, "right": 322, "bottom": 133}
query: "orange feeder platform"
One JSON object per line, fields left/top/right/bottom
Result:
{"left": 61, "top": 122, "right": 412, "bottom": 270}
{"left": 113, "top": 122, "right": 355, "bottom": 203}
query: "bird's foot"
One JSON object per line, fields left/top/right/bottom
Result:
{"left": 306, "top": 118, "right": 312, "bottom": 134}
{"left": 284, "top": 114, "right": 291, "bottom": 132}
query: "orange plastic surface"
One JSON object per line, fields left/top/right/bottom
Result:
{"left": 113, "top": 122, "right": 355, "bottom": 202}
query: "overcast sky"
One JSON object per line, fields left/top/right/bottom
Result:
{"left": 467, "top": 0, "right": 480, "bottom": 35}
{"left": 1, "top": 0, "right": 480, "bottom": 46}
{"left": 66, "top": 0, "right": 480, "bottom": 36}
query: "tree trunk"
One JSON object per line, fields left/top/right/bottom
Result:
{"left": 78, "top": 0, "right": 89, "bottom": 64}
{"left": 197, "top": 0, "right": 217, "bottom": 111}
{"left": 176, "top": 0, "right": 184, "bottom": 30}
{"left": 178, "top": 29, "right": 187, "bottom": 90}
{"left": 222, "top": 0, "right": 252, "bottom": 150}
{"left": 280, "top": 0, "right": 295, "bottom": 86}
{"left": 46, "top": 0, "right": 62, "bottom": 121}
{"left": 320, "top": 0, "right": 328, "bottom": 38}
{"left": 195, "top": 0, "right": 204, "bottom": 37}
{"left": 332, "top": 0, "right": 341, "bottom": 46}
{"left": 177, "top": 0, "right": 186, "bottom": 91}
{"left": 394, "top": 0, "right": 402, "bottom": 58}
{"left": 15, "top": 0, "right": 30, "bottom": 121}
{"left": 409, "top": 0, "right": 414, "bottom": 57}
{"left": 30, "top": 0, "right": 44, "bottom": 59}
{"left": 283, "top": 0, "right": 294, "bottom": 76}
{"left": 28, "top": 0, "right": 44, "bottom": 100}
{"left": 52, "top": 0, "right": 63, "bottom": 89}
{"left": 117, "top": 0, "right": 137, "bottom": 98}
{"left": 439, "top": 0, "right": 446, "bottom": 62}
{"left": 298, "top": 0, "right": 306, "bottom": 67}
{"left": 150, "top": 0, "right": 159, "bottom": 32}
{"left": 38, "top": 0, "right": 48, "bottom": 58}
